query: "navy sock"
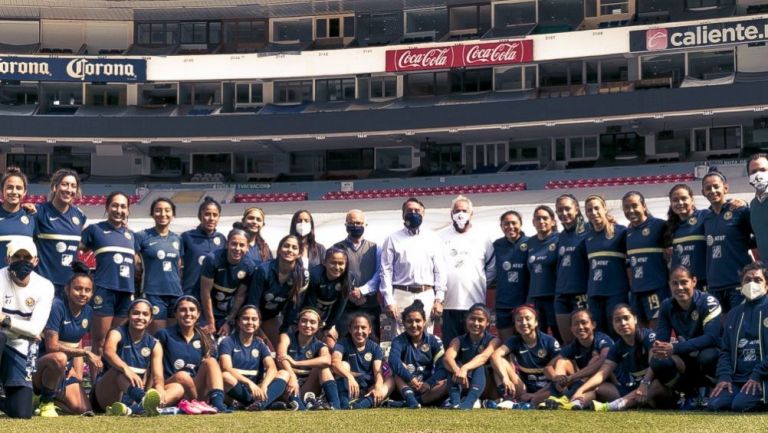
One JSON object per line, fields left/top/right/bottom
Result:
{"left": 227, "top": 383, "right": 253, "bottom": 405}
{"left": 449, "top": 384, "right": 461, "bottom": 406}
{"left": 290, "top": 394, "right": 307, "bottom": 410}
{"left": 321, "top": 379, "right": 341, "bottom": 409}
{"left": 401, "top": 386, "right": 419, "bottom": 408}
{"left": 126, "top": 386, "right": 146, "bottom": 404}
{"left": 208, "top": 389, "right": 226, "bottom": 411}
{"left": 336, "top": 377, "right": 350, "bottom": 409}
{"left": 40, "top": 387, "right": 57, "bottom": 403}
{"left": 458, "top": 371, "right": 485, "bottom": 410}
{"left": 351, "top": 396, "right": 373, "bottom": 410}
{"left": 265, "top": 379, "right": 287, "bottom": 407}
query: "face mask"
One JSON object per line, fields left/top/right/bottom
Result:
{"left": 749, "top": 172, "right": 768, "bottom": 193}
{"left": 346, "top": 224, "right": 365, "bottom": 238}
{"left": 9, "top": 260, "right": 34, "bottom": 281}
{"left": 295, "top": 222, "right": 312, "bottom": 237}
{"left": 741, "top": 281, "right": 766, "bottom": 301}
{"left": 452, "top": 211, "right": 470, "bottom": 230}
{"left": 403, "top": 212, "right": 423, "bottom": 230}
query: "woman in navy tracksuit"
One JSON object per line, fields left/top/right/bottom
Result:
{"left": 554, "top": 194, "right": 590, "bottom": 344}
{"left": 665, "top": 184, "right": 709, "bottom": 289}
{"left": 492, "top": 211, "right": 530, "bottom": 342}
{"left": 526, "top": 205, "right": 560, "bottom": 342}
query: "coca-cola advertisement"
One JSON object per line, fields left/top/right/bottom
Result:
{"left": 385, "top": 40, "right": 533, "bottom": 72}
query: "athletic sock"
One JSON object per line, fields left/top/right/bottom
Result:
{"left": 227, "top": 383, "right": 253, "bottom": 405}
{"left": 208, "top": 389, "right": 227, "bottom": 412}
{"left": 40, "top": 387, "right": 57, "bottom": 404}
{"left": 350, "top": 396, "right": 373, "bottom": 410}
{"left": 401, "top": 386, "right": 419, "bottom": 408}
{"left": 126, "top": 386, "right": 146, "bottom": 404}
{"left": 336, "top": 377, "right": 350, "bottom": 409}
{"left": 608, "top": 397, "right": 628, "bottom": 411}
{"left": 458, "top": 384, "right": 483, "bottom": 410}
{"left": 321, "top": 379, "right": 341, "bottom": 409}
{"left": 265, "top": 378, "right": 287, "bottom": 408}
{"left": 449, "top": 384, "right": 462, "bottom": 406}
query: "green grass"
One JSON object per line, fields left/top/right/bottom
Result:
{"left": 3, "top": 409, "right": 768, "bottom": 433}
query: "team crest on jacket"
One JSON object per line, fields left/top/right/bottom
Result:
{"left": 502, "top": 261, "right": 511, "bottom": 271}
{"left": 172, "top": 241, "right": 180, "bottom": 250}
{"left": 520, "top": 243, "right": 528, "bottom": 252}
{"left": 124, "top": 232, "right": 131, "bottom": 240}
{"left": 72, "top": 216, "right": 80, "bottom": 225}
{"left": 82, "top": 319, "right": 89, "bottom": 329}
{"left": 237, "top": 270, "right": 246, "bottom": 279}
{"left": 364, "top": 353, "right": 373, "bottom": 362}
{"left": 20, "top": 215, "right": 29, "bottom": 225}
{"left": 642, "top": 228, "right": 650, "bottom": 236}
{"left": 213, "top": 237, "right": 221, "bottom": 246}
{"left": 421, "top": 343, "right": 430, "bottom": 352}
{"left": 25, "top": 297, "right": 35, "bottom": 307}
{"left": 537, "top": 348, "right": 547, "bottom": 358}
{"left": 193, "top": 340, "right": 201, "bottom": 349}
{"left": 141, "top": 347, "right": 151, "bottom": 357}
{"left": 764, "top": 318, "right": 768, "bottom": 328}
{"left": 548, "top": 243, "right": 556, "bottom": 251}
{"left": 251, "top": 349, "right": 259, "bottom": 357}
{"left": 724, "top": 211, "right": 733, "bottom": 221}
{"left": 94, "top": 295, "right": 103, "bottom": 305}
{"left": 152, "top": 305, "right": 160, "bottom": 315}
{"left": 688, "top": 216, "right": 697, "bottom": 225}
{"left": 691, "top": 311, "right": 699, "bottom": 321}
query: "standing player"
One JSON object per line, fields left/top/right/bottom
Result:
{"left": 289, "top": 210, "right": 326, "bottom": 269}
{"left": 34, "top": 168, "right": 87, "bottom": 298}
{"left": 492, "top": 211, "right": 530, "bottom": 341}
{"left": 91, "top": 299, "right": 163, "bottom": 416}
{"left": 622, "top": 191, "right": 668, "bottom": 329}
{"left": 665, "top": 184, "right": 709, "bottom": 288}
{"left": 584, "top": 195, "right": 629, "bottom": 335}
{"left": 33, "top": 262, "right": 100, "bottom": 417}
{"left": 702, "top": 169, "right": 754, "bottom": 313}
{"left": 80, "top": 192, "right": 135, "bottom": 356}
{"left": 526, "top": 205, "right": 560, "bottom": 341}
{"left": 0, "top": 167, "right": 35, "bottom": 268}
{"left": 134, "top": 197, "right": 182, "bottom": 333}
{"left": 240, "top": 207, "right": 272, "bottom": 264}
{"left": 554, "top": 194, "right": 590, "bottom": 344}
{"left": 180, "top": 197, "right": 227, "bottom": 298}
{"left": 0, "top": 238, "right": 55, "bottom": 419}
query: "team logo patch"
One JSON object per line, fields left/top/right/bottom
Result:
{"left": 520, "top": 243, "right": 528, "bottom": 252}
{"left": 94, "top": 295, "right": 103, "bottom": 305}
{"left": 688, "top": 216, "right": 697, "bottom": 226}
{"left": 141, "top": 347, "right": 151, "bottom": 357}
{"left": 193, "top": 340, "right": 201, "bottom": 349}
{"left": 72, "top": 216, "right": 80, "bottom": 225}
{"left": 237, "top": 270, "right": 246, "bottom": 280}
{"left": 764, "top": 318, "right": 768, "bottom": 328}
{"left": 421, "top": 344, "right": 430, "bottom": 352}
{"left": 20, "top": 215, "right": 29, "bottom": 225}
{"left": 364, "top": 353, "right": 373, "bottom": 362}
{"left": 172, "top": 241, "right": 180, "bottom": 250}
{"left": 174, "top": 359, "right": 185, "bottom": 370}
{"left": 213, "top": 237, "right": 221, "bottom": 246}
{"left": 548, "top": 243, "right": 556, "bottom": 252}
{"left": 724, "top": 211, "right": 733, "bottom": 221}
{"left": 198, "top": 255, "right": 206, "bottom": 266}
{"left": 706, "top": 235, "right": 714, "bottom": 246}
{"left": 55, "top": 242, "right": 67, "bottom": 253}
{"left": 157, "top": 250, "right": 166, "bottom": 260}
{"left": 82, "top": 319, "right": 89, "bottom": 329}
{"left": 691, "top": 311, "right": 699, "bottom": 321}
{"left": 449, "top": 249, "right": 458, "bottom": 257}
{"left": 528, "top": 255, "right": 536, "bottom": 264}
{"left": 113, "top": 253, "right": 124, "bottom": 264}
{"left": 124, "top": 232, "right": 132, "bottom": 240}
{"left": 537, "top": 348, "right": 547, "bottom": 358}
{"left": 502, "top": 261, "right": 511, "bottom": 271}
{"left": 25, "top": 297, "right": 35, "bottom": 307}
{"left": 591, "top": 259, "right": 598, "bottom": 269}
{"left": 558, "top": 246, "right": 565, "bottom": 256}
{"left": 642, "top": 228, "right": 650, "bottom": 236}
{"left": 152, "top": 305, "right": 160, "bottom": 316}
{"left": 251, "top": 349, "right": 259, "bottom": 358}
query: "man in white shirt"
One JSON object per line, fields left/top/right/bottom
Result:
{"left": 438, "top": 195, "right": 495, "bottom": 344}
{"left": 748, "top": 153, "right": 768, "bottom": 262}
{"left": 380, "top": 198, "right": 447, "bottom": 332}
{"left": 0, "top": 237, "right": 55, "bottom": 418}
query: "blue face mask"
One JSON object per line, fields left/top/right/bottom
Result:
{"left": 9, "top": 260, "right": 35, "bottom": 281}
{"left": 403, "top": 212, "right": 423, "bottom": 230}
{"left": 346, "top": 224, "right": 365, "bottom": 238}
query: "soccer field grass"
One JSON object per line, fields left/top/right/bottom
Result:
{"left": 4, "top": 409, "right": 767, "bottom": 433}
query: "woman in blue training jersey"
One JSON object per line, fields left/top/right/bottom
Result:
{"left": 332, "top": 313, "right": 392, "bottom": 409}
{"left": 491, "top": 305, "right": 560, "bottom": 407}
{"left": 34, "top": 168, "right": 87, "bottom": 297}
{"left": 584, "top": 195, "right": 629, "bottom": 336}
{"left": 554, "top": 194, "right": 590, "bottom": 344}
{"left": 289, "top": 210, "right": 326, "bottom": 269}
{"left": 665, "top": 184, "right": 709, "bottom": 289}
{"left": 240, "top": 207, "right": 272, "bottom": 265}
{"left": 0, "top": 167, "right": 35, "bottom": 268}
{"left": 277, "top": 308, "right": 338, "bottom": 410}
{"left": 156, "top": 296, "right": 228, "bottom": 413}
{"left": 549, "top": 309, "right": 613, "bottom": 409}
{"left": 249, "top": 235, "right": 307, "bottom": 347}
{"left": 388, "top": 300, "right": 448, "bottom": 408}
{"left": 200, "top": 225, "right": 255, "bottom": 337}
{"left": 622, "top": 191, "right": 669, "bottom": 329}
{"left": 92, "top": 299, "right": 163, "bottom": 416}
{"left": 218, "top": 305, "right": 288, "bottom": 410}
{"left": 443, "top": 303, "right": 500, "bottom": 409}
{"left": 180, "top": 197, "right": 226, "bottom": 297}
{"left": 492, "top": 211, "right": 530, "bottom": 341}
{"left": 134, "top": 197, "right": 182, "bottom": 333}
{"left": 526, "top": 205, "right": 561, "bottom": 342}
{"left": 571, "top": 304, "right": 676, "bottom": 411}
{"left": 80, "top": 191, "right": 135, "bottom": 356}
{"left": 701, "top": 169, "right": 754, "bottom": 313}
{"left": 33, "top": 262, "right": 101, "bottom": 416}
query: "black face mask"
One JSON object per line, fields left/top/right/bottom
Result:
{"left": 9, "top": 260, "right": 34, "bottom": 280}
{"left": 346, "top": 224, "right": 365, "bottom": 238}
{"left": 404, "top": 212, "right": 423, "bottom": 229}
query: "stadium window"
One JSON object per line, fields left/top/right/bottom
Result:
{"left": 638, "top": 0, "right": 673, "bottom": 13}
{"left": 137, "top": 24, "right": 151, "bottom": 44}
{"left": 404, "top": 7, "right": 447, "bottom": 38}
{"left": 44, "top": 83, "right": 83, "bottom": 106}
{"left": 290, "top": 151, "right": 325, "bottom": 173}
{"left": 356, "top": 12, "right": 401, "bottom": 45}
{"left": 314, "top": 15, "right": 353, "bottom": 39}
{"left": 273, "top": 80, "right": 313, "bottom": 104}
{"left": 539, "top": 61, "right": 583, "bottom": 86}
{"left": 600, "top": 132, "right": 643, "bottom": 160}
{"left": 404, "top": 72, "right": 449, "bottom": 97}
{"left": 0, "top": 82, "right": 38, "bottom": 105}
{"left": 179, "top": 82, "right": 221, "bottom": 105}
{"left": 150, "top": 156, "right": 182, "bottom": 176}
{"left": 640, "top": 53, "right": 685, "bottom": 86}
{"left": 327, "top": 148, "right": 374, "bottom": 171}
{"left": 375, "top": 147, "right": 414, "bottom": 170}
{"left": 599, "top": 58, "right": 629, "bottom": 83}
{"left": 448, "top": 4, "right": 491, "bottom": 35}
{"left": 271, "top": 18, "right": 313, "bottom": 43}
{"left": 687, "top": 49, "right": 734, "bottom": 80}
{"left": 51, "top": 152, "right": 90, "bottom": 176}
{"left": 139, "top": 83, "right": 177, "bottom": 105}
{"left": 584, "top": 0, "right": 630, "bottom": 17}
{"left": 449, "top": 68, "right": 492, "bottom": 93}
{"left": 224, "top": 21, "right": 267, "bottom": 44}
{"left": 7, "top": 154, "right": 47, "bottom": 179}
{"left": 85, "top": 84, "right": 126, "bottom": 106}
{"left": 709, "top": 126, "right": 741, "bottom": 151}
{"left": 136, "top": 22, "right": 178, "bottom": 46}
{"left": 509, "top": 138, "right": 546, "bottom": 160}
{"left": 192, "top": 153, "right": 232, "bottom": 175}
{"left": 494, "top": 65, "right": 537, "bottom": 91}
{"left": 685, "top": 0, "right": 734, "bottom": 10}
{"left": 370, "top": 76, "right": 397, "bottom": 99}
{"left": 538, "top": 0, "right": 584, "bottom": 29}
{"left": 316, "top": 78, "right": 356, "bottom": 102}
{"left": 493, "top": 1, "right": 537, "bottom": 27}
{"left": 569, "top": 136, "right": 599, "bottom": 159}
{"left": 235, "top": 83, "right": 263, "bottom": 105}
{"left": 180, "top": 22, "right": 214, "bottom": 44}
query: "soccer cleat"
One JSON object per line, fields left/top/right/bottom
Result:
{"left": 246, "top": 401, "right": 263, "bottom": 411}
{"left": 191, "top": 400, "right": 218, "bottom": 414}
{"left": 497, "top": 399, "right": 516, "bottom": 410}
{"left": 482, "top": 399, "right": 498, "bottom": 409}
{"left": 286, "top": 400, "right": 300, "bottom": 411}
{"left": 591, "top": 401, "right": 609, "bottom": 412}
{"left": 38, "top": 401, "right": 59, "bottom": 418}
{"left": 268, "top": 401, "right": 288, "bottom": 410}
{"left": 178, "top": 399, "right": 202, "bottom": 415}
{"left": 141, "top": 389, "right": 161, "bottom": 417}
{"left": 106, "top": 402, "right": 132, "bottom": 416}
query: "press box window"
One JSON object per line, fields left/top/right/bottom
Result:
{"left": 316, "top": 78, "right": 356, "bottom": 102}
{"left": 315, "top": 16, "right": 355, "bottom": 39}
{"left": 494, "top": 1, "right": 537, "bottom": 27}
{"left": 370, "top": 76, "right": 397, "bottom": 99}
{"left": 274, "top": 81, "right": 313, "bottom": 104}
{"left": 235, "top": 83, "right": 264, "bottom": 105}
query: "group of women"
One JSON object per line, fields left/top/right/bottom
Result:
{"left": 0, "top": 160, "right": 766, "bottom": 418}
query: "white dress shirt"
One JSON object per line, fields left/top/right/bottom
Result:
{"left": 379, "top": 227, "right": 447, "bottom": 306}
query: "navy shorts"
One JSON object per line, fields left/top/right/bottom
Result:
{"left": 92, "top": 286, "right": 133, "bottom": 317}
{"left": 554, "top": 293, "right": 588, "bottom": 315}
{"left": 1, "top": 346, "right": 32, "bottom": 388}
{"left": 630, "top": 290, "right": 667, "bottom": 323}
{"left": 146, "top": 294, "right": 181, "bottom": 320}
{"left": 495, "top": 308, "right": 515, "bottom": 330}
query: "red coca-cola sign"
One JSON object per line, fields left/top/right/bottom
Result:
{"left": 386, "top": 39, "right": 533, "bottom": 72}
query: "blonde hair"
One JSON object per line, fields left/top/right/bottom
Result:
{"left": 585, "top": 194, "right": 616, "bottom": 239}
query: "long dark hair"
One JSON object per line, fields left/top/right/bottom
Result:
{"left": 289, "top": 210, "right": 319, "bottom": 257}
{"left": 664, "top": 184, "right": 695, "bottom": 248}
{"left": 277, "top": 234, "right": 308, "bottom": 304}
{"left": 611, "top": 303, "right": 647, "bottom": 369}
{"left": 323, "top": 247, "right": 352, "bottom": 300}
{"left": 242, "top": 207, "right": 271, "bottom": 261}
{"left": 556, "top": 194, "right": 586, "bottom": 234}
{"left": 233, "top": 304, "right": 260, "bottom": 338}
{"left": 533, "top": 204, "right": 558, "bottom": 234}
{"left": 1, "top": 166, "right": 28, "bottom": 191}
{"left": 173, "top": 295, "right": 213, "bottom": 358}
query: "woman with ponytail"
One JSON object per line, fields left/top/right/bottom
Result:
{"left": 554, "top": 194, "right": 590, "bottom": 344}
{"left": 180, "top": 197, "right": 226, "bottom": 297}
{"left": 665, "top": 184, "right": 708, "bottom": 289}
{"left": 240, "top": 207, "right": 272, "bottom": 264}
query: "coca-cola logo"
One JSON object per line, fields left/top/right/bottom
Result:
{"left": 396, "top": 48, "right": 452, "bottom": 70}
{"left": 646, "top": 28, "right": 668, "bottom": 51}
{"left": 464, "top": 43, "right": 522, "bottom": 65}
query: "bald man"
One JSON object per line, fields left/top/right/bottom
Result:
{"left": 333, "top": 209, "right": 382, "bottom": 339}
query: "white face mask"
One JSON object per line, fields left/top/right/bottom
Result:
{"left": 741, "top": 281, "right": 767, "bottom": 301}
{"left": 295, "top": 222, "right": 312, "bottom": 237}
{"left": 749, "top": 171, "right": 768, "bottom": 193}
{"left": 452, "top": 211, "right": 470, "bottom": 229}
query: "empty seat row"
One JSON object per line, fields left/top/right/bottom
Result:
{"left": 233, "top": 192, "right": 308, "bottom": 203}
{"left": 544, "top": 173, "right": 695, "bottom": 190}
{"left": 321, "top": 183, "right": 526, "bottom": 201}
